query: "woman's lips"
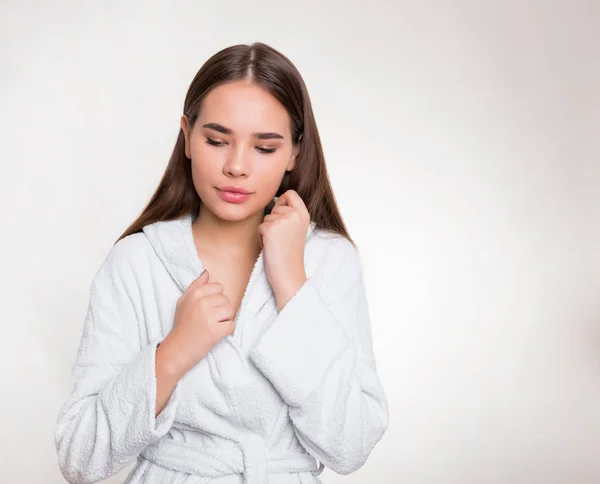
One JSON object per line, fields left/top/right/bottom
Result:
{"left": 216, "top": 188, "right": 252, "bottom": 203}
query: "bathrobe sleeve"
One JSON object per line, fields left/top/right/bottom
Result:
{"left": 248, "top": 237, "right": 389, "bottom": 475}
{"left": 54, "top": 237, "right": 181, "bottom": 484}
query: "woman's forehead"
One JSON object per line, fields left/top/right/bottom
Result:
{"left": 198, "top": 81, "right": 291, "bottom": 137}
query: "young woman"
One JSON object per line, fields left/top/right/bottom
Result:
{"left": 54, "top": 42, "right": 389, "bottom": 484}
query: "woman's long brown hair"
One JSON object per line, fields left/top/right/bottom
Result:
{"left": 116, "top": 42, "right": 352, "bottom": 245}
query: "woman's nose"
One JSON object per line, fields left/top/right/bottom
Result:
{"left": 223, "top": 145, "right": 249, "bottom": 177}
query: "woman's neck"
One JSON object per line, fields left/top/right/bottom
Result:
{"left": 192, "top": 203, "right": 263, "bottom": 259}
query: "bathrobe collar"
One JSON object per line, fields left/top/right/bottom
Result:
{"left": 142, "top": 210, "right": 317, "bottom": 297}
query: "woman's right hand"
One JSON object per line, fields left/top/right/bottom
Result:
{"left": 159, "top": 269, "right": 236, "bottom": 376}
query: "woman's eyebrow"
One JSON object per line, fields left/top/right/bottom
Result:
{"left": 202, "top": 122, "right": 284, "bottom": 140}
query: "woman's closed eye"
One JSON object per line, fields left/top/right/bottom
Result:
{"left": 205, "top": 137, "right": 277, "bottom": 154}
{"left": 205, "top": 137, "right": 226, "bottom": 148}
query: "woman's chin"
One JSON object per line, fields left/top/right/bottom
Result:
{"left": 207, "top": 201, "right": 265, "bottom": 223}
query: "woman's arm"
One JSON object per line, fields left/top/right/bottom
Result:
{"left": 248, "top": 238, "right": 389, "bottom": 475}
{"left": 155, "top": 340, "right": 187, "bottom": 416}
{"left": 54, "top": 237, "right": 181, "bottom": 484}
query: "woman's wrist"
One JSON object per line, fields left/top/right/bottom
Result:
{"left": 274, "top": 272, "right": 307, "bottom": 311}
{"left": 156, "top": 335, "right": 189, "bottom": 379}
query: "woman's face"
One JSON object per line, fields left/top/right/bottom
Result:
{"left": 181, "top": 80, "right": 299, "bottom": 223}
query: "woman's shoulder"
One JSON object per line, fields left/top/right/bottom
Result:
{"left": 107, "top": 231, "right": 154, "bottom": 266}
{"left": 308, "top": 227, "right": 363, "bottom": 274}
{"left": 310, "top": 227, "right": 354, "bottom": 249}
{"left": 91, "top": 232, "right": 155, "bottom": 288}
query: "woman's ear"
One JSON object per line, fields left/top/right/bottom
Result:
{"left": 287, "top": 136, "right": 302, "bottom": 171}
{"left": 180, "top": 115, "right": 191, "bottom": 159}
{"left": 286, "top": 157, "right": 296, "bottom": 171}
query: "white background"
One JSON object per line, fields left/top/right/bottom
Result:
{"left": 1, "top": 1, "right": 599, "bottom": 483}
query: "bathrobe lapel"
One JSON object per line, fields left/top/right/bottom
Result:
{"left": 142, "top": 211, "right": 317, "bottom": 351}
{"left": 141, "top": 212, "right": 204, "bottom": 292}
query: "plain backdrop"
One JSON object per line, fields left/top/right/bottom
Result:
{"left": 1, "top": 1, "right": 599, "bottom": 483}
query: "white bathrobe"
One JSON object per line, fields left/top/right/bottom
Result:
{"left": 54, "top": 211, "right": 389, "bottom": 484}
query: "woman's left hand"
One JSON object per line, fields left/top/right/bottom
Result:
{"left": 258, "top": 189, "right": 310, "bottom": 310}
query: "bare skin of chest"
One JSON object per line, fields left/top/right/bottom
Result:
{"left": 201, "top": 254, "right": 257, "bottom": 320}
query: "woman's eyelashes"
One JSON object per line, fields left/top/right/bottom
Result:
{"left": 204, "top": 137, "right": 225, "bottom": 147}
{"left": 204, "top": 137, "right": 276, "bottom": 154}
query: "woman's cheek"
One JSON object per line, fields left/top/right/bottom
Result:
{"left": 258, "top": 166, "right": 285, "bottom": 197}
